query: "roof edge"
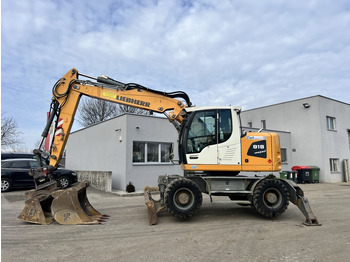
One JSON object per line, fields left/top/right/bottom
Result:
{"left": 242, "top": 95, "right": 350, "bottom": 112}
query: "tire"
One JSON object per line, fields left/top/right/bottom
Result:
{"left": 58, "top": 176, "right": 70, "bottom": 188}
{"left": 164, "top": 178, "right": 202, "bottom": 219}
{"left": 253, "top": 179, "right": 289, "bottom": 218}
{"left": 1, "top": 178, "right": 12, "bottom": 192}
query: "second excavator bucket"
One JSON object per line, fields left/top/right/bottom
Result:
{"left": 50, "top": 181, "right": 108, "bottom": 225}
{"left": 18, "top": 181, "right": 108, "bottom": 225}
{"left": 18, "top": 186, "right": 56, "bottom": 225}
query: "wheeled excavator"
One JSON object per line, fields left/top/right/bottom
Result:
{"left": 18, "top": 68, "right": 320, "bottom": 226}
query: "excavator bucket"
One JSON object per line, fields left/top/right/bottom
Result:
{"left": 50, "top": 181, "right": 108, "bottom": 225}
{"left": 18, "top": 188, "right": 55, "bottom": 225}
{"left": 18, "top": 181, "right": 108, "bottom": 225}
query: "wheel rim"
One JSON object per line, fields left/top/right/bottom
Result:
{"left": 2, "top": 180, "right": 9, "bottom": 191}
{"left": 262, "top": 188, "right": 282, "bottom": 209}
{"left": 59, "top": 178, "right": 69, "bottom": 188}
{"left": 173, "top": 188, "right": 195, "bottom": 211}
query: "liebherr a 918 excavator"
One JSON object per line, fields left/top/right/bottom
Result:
{"left": 18, "top": 68, "right": 320, "bottom": 226}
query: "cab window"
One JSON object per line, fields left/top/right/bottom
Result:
{"left": 187, "top": 110, "right": 217, "bottom": 153}
{"left": 218, "top": 109, "right": 232, "bottom": 143}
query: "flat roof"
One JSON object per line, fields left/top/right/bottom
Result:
{"left": 242, "top": 95, "right": 350, "bottom": 112}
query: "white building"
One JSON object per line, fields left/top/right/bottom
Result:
{"left": 66, "top": 95, "right": 350, "bottom": 190}
{"left": 241, "top": 95, "right": 350, "bottom": 183}
{"left": 66, "top": 114, "right": 182, "bottom": 191}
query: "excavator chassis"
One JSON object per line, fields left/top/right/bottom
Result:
{"left": 18, "top": 180, "right": 108, "bottom": 225}
{"left": 145, "top": 174, "right": 321, "bottom": 226}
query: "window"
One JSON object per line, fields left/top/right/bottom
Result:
{"left": 218, "top": 109, "right": 232, "bottom": 143}
{"left": 281, "top": 148, "right": 287, "bottom": 163}
{"left": 330, "top": 158, "right": 339, "bottom": 172}
{"left": 326, "top": 116, "right": 336, "bottom": 131}
{"left": 261, "top": 120, "right": 266, "bottom": 130}
{"left": 133, "top": 142, "right": 145, "bottom": 162}
{"left": 11, "top": 161, "right": 29, "bottom": 169}
{"left": 29, "top": 161, "right": 39, "bottom": 168}
{"left": 187, "top": 110, "right": 217, "bottom": 153}
{"left": 348, "top": 130, "right": 350, "bottom": 150}
{"left": 1, "top": 161, "right": 12, "bottom": 168}
{"left": 147, "top": 142, "right": 159, "bottom": 162}
{"left": 161, "top": 143, "right": 171, "bottom": 162}
{"left": 185, "top": 109, "right": 233, "bottom": 154}
{"left": 247, "top": 122, "right": 252, "bottom": 128}
{"left": 133, "top": 142, "right": 172, "bottom": 164}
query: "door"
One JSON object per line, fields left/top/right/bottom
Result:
{"left": 344, "top": 159, "right": 349, "bottom": 182}
{"left": 10, "top": 160, "right": 35, "bottom": 187}
{"left": 185, "top": 110, "right": 218, "bottom": 165}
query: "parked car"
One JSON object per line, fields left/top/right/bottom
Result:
{"left": 1, "top": 152, "right": 50, "bottom": 164}
{"left": 1, "top": 159, "right": 78, "bottom": 192}
{"left": 1, "top": 152, "right": 38, "bottom": 160}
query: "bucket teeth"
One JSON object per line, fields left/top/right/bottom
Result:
{"left": 18, "top": 181, "right": 107, "bottom": 225}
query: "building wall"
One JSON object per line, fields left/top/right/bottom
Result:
{"left": 318, "top": 97, "right": 350, "bottom": 182}
{"left": 124, "top": 114, "right": 182, "bottom": 190}
{"left": 66, "top": 115, "right": 128, "bottom": 190}
{"left": 66, "top": 114, "right": 182, "bottom": 191}
{"left": 241, "top": 96, "right": 350, "bottom": 182}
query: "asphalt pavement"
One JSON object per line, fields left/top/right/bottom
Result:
{"left": 2, "top": 182, "right": 350, "bottom": 262}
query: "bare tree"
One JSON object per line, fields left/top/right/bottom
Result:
{"left": 116, "top": 105, "right": 150, "bottom": 115}
{"left": 1, "top": 113, "right": 23, "bottom": 149}
{"left": 77, "top": 97, "right": 151, "bottom": 127}
{"left": 77, "top": 98, "right": 119, "bottom": 127}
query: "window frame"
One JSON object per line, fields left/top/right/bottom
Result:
{"left": 133, "top": 141, "right": 173, "bottom": 165}
{"left": 326, "top": 116, "right": 336, "bottom": 131}
{"left": 330, "top": 158, "right": 339, "bottom": 172}
{"left": 281, "top": 148, "right": 287, "bottom": 163}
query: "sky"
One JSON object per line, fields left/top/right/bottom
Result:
{"left": 2, "top": 0, "right": 350, "bottom": 151}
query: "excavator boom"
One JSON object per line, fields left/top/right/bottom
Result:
{"left": 19, "top": 68, "right": 190, "bottom": 225}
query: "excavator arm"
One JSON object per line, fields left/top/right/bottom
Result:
{"left": 41, "top": 68, "right": 190, "bottom": 170}
{"left": 18, "top": 68, "right": 191, "bottom": 225}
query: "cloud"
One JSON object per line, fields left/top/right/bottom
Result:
{"left": 2, "top": 0, "right": 350, "bottom": 150}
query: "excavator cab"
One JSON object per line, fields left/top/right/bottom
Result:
{"left": 179, "top": 106, "right": 281, "bottom": 173}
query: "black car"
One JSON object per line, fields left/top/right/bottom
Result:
{"left": 1, "top": 152, "right": 50, "bottom": 165}
{"left": 1, "top": 159, "right": 78, "bottom": 192}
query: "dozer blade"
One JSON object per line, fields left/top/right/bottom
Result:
{"left": 50, "top": 181, "right": 108, "bottom": 225}
{"left": 144, "top": 190, "right": 165, "bottom": 225}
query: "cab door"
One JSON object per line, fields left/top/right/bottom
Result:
{"left": 185, "top": 110, "right": 218, "bottom": 165}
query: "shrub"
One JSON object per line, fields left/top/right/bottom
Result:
{"left": 126, "top": 181, "right": 135, "bottom": 193}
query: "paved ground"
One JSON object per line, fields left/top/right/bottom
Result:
{"left": 2, "top": 182, "right": 350, "bottom": 262}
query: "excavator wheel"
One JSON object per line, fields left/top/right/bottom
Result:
{"left": 253, "top": 179, "right": 290, "bottom": 218}
{"left": 164, "top": 178, "right": 202, "bottom": 219}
